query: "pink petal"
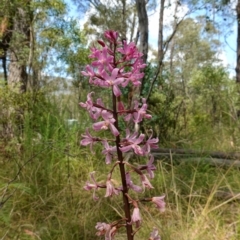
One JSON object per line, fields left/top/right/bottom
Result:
{"left": 109, "top": 123, "right": 120, "bottom": 136}
{"left": 93, "top": 121, "right": 106, "bottom": 131}
{"left": 113, "top": 85, "right": 122, "bottom": 97}
{"left": 80, "top": 139, "right": 92, "bottom": 146}
{"left": 111, "top": 68, "right": 119, "bottom": 79}
{"left": 120, "top": 145, "right": 132, "bottom": 153}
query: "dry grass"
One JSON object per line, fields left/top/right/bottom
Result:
{"left": 2, "top": 138, "right": 240, "bottom": 240}
{"left": 0, "top": 105, "right": 240, "bottom": 240}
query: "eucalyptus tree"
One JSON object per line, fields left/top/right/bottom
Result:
{"left": 190, "top": 65, "right": 233, "bottom": 125}
{"left": 236, "top": 0, "right": 240, "bottom": 85}
{"left": 0, "top": 0, "right": 89, "bottom": 139}
{"left": 146, "top": 16, "right": 223, "bottom": 140}
{"left": 0, "top": 6, "right": 13, "bottom": 84}
{"left": 0, "top": 0, "right": 32, "bottom": 92}
{"left": 74, "top": 0, "right": 137, "bottom": 41}
{"left": 169, "top": 17, "right": 221, "bottom": 94}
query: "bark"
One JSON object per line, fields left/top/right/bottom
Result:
{"left": 5, "top": 3, "right": 31, "bottom": 139}
{"left": 8, "top": 52, "right": 28, "bottom": 93}
{"left": 1, "top": 52, "right": 7, "bottom": 83}
{"left": 127, "top": 0, "right": 148, "bottom": 117}
{"left": 27, "top": 18, "right": 39, "bottom": 92}
{"left": 159, "top": 157, "right": 240, "bottom": 167}
{"left": 157, "top": 0, "right": 165, "bottom": 67}
{"left": 215, "top": 191, "right": 240, "bottom": 201}
{"left": 125, "top": 148, "right": 240, "bottom": 167}
{"left": 146, "top": 0, "right": 165, "bottom": 102}
{"left": 0, "top": 16, "right": 13, "bottom": 84}
{"left": 129, "top": 10, "right": 137, "bottom": 42}
{"left": 121, "top": 0, "right": 127, "bottom": 40}
{"left": 151, "top": 148, "right": 240, "bottom": 160}
{"left": 236, "top": 0, "right": 240, "bottom": 84}
{"left": 135, "top": 0, "right": 148, "bottom": 64}
{"left": 146, "top": 0, "right": 186, "bottom": 102}
{"left": 169, "top": 0, "right": 179, "bottom": 74}
{"left": 8, "top": 5, "right": 30, "bottom": 93}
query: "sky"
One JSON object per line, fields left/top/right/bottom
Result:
{"left": 146, "top": 2, "right": 237, "bottom": 77}
{"left": 67, "top": 0, "right": 237, "bottom": 77}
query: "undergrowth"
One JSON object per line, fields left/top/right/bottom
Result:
{"left": 0, "top": 95, "right": 240, "bottom": 239}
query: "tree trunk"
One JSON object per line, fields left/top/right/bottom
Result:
{"left": 121, "top": 0, "right": 127, "bottom": 40}
{"left": 8, "top": 5, "right": 30, "bottom": 92}
{"left": 135, "top": 0, "right": 148, "bottom": 64}
{"left": 169, "top": 0, "right": 179, "bottom": 75}
{"left": 146, "top": 0, "right": 185, "bottom": 102}
{"left": 129, "top": 10, "right": 137, "bottom": 43}
{"left": 127, "top": 0, "right": 148, "bottom": 121}
{"left": 8, "top": 51, "right": 28, "bottom": 93}
{"left": 236, "top": 0, "right": 240, "bottom": 84}
{"left": 0, "top": 16, "right": 13, "bottom": 84}
{"left": 6, "top": 3, "right": 31, "bottom": 139}
{"left": 157, "top": 0, "right": 165, "bottom": 67}
{"left": 146, "top": 0, "right": 165, "bottom": 102}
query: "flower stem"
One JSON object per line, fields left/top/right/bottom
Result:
{"left": 112, "top": 92, "right": 133, "bottom": 240}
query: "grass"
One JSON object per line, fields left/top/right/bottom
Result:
{"left": 0, "top": 96, "right": 240, "bottom": 239}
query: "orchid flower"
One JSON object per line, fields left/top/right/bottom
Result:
{"left": 149, "top": 228, "right": 161, "bottom": 240}
{"left": 83, "top": 172, "right": 102, "bottom": 201}
{"left": 138, "top": 155, "right": 157, "bottom": 179}
{"left": 120, "top": 131, "right": 145, "bottom": 155}
{"left": 80, "top": 128, "right": 98, "bottom": 152}
{"left": 130, "top": 207, "right": 141, "bottom": 228}
{"left": 140, "top": 174, "right": 154, "bottom": 190}
{"left": 105, "top": 179, "right": 119, "bottom": 197}
{"left": 126, "top": 172, "right": 142, "bottom": 193}
{"left": 102, "top": 140, "right": 116, "bottom": 164}
{"left": 100, "top": 68, "right": 125, "bottom": 97}
{"left": 143, "top": 132, "right": 159, "bottom": 153}
{"left": 93, "top": 110, "right": 119, "bottom": 136}
{"left": 152, "top": 196, "right": 166, "bottom": 212}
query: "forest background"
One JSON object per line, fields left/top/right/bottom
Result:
{"left": 1, "top": 0, "right": 240, "bottom": 239}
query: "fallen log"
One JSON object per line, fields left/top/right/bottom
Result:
{"left": 151, "top": 148, "right": 240, "bottom": 160}
{"left": 153, "top": 156, "right": 240, "bottom": 167}
{"left": 126, "top": 148, "right": 240, "bottom": 167}
{"left": 215, "top": 191, "right": 240, "bottom": 201}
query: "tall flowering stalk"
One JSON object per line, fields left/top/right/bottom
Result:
{"left": 80, "top": 30, "right": 165, "bottom": 240}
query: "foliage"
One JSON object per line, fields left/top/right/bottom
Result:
{"left": 75, "top": 0, "right": 136, "bottom": 39}
{"left": 32, "top": 0, "right": 89, "bottom": 80}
